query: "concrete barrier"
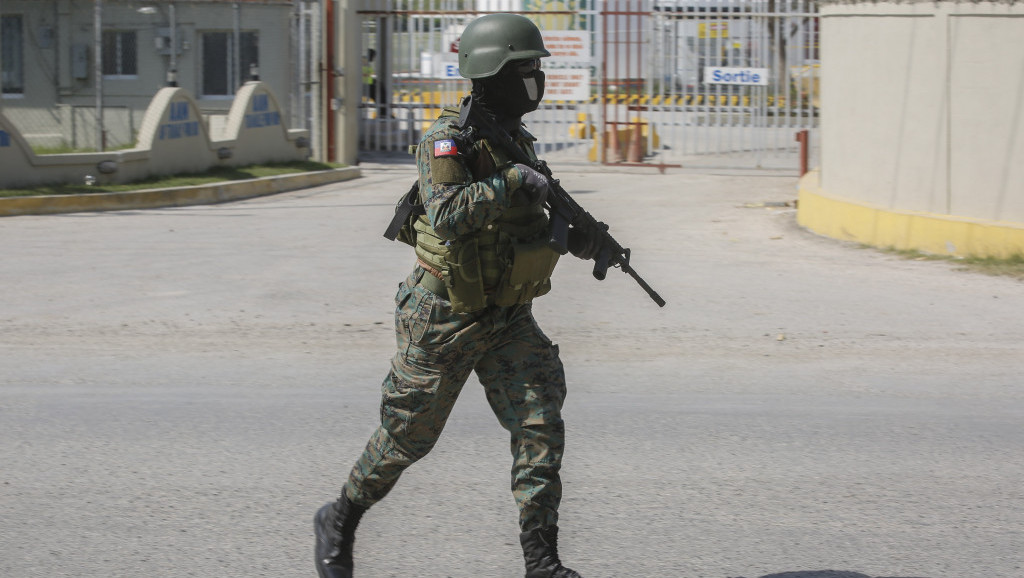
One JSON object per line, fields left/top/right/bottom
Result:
{"left": 802, "top": 0, "right": 1024, "bottom": 258}
{"left": 0, "top": 82, "right": 311, "bottom": 190}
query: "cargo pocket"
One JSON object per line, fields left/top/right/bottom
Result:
{"left": 381, "top": 365, "right": 442, "bottom": 444}
{"left": 407, "top": 287, "right": 435, "bottom": 344}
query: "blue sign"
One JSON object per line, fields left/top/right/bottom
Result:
{"left": 157, "top": 99, "right": 199, "bottom": 140}
{"left": 704, "top": 67, "right": 769, "bottom": 86}
{"left": 244, "top": 93, "right": 281, "bottom": 128}
{"left": 169, "top": 101, "right": 190, "bottom": 121}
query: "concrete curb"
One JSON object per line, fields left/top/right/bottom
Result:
{"left": 0, "top": 167, "right": 361, "bottom": 217}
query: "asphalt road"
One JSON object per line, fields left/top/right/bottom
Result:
{"left": 2, "top": 161, "right": 1022, "bottom": 578}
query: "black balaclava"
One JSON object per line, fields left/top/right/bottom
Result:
{"left": 472, "top": 62, "right": 545, "bottom": 127}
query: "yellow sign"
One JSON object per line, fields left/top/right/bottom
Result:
{"left": 698, "top": 22, "right": 729, "bottom": 39}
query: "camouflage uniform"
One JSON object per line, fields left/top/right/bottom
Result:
{"left": 341, "top": 109, "right": 567, "bottom": 532}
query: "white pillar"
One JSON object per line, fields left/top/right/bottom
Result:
{"left": 332, "top": 0, "right": 361, "bottom": 165}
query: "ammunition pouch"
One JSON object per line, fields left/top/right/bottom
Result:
{"left": 443, "top": 236, "right": 488, "bottom": 312}
{"left": 491, "top": 238, "right": 560, "bottom": 307}
{"left": 414, "top": 222, "right": 560, "bottom": 313}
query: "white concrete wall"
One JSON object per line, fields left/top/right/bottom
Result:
{"left": 819, "top": 0, "right": 1024, "bottom": 223}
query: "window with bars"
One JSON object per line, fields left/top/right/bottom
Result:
{"left": 201, "top": 31, "right": 259, "bottom": 97}
{"left": 1, "top": 15, "right": 24, "bottom": 95}
{"left": 102, "top": 30, "right": 138, "bottom": 77}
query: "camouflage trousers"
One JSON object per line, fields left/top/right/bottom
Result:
{"left": 343, "top": 267, "right": 568, "bottom": 531}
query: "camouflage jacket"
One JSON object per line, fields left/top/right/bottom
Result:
{"left": 414, "top": 107, "right": 536, "bottom": 240}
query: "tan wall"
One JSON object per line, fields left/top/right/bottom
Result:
{"left": 0, "top": 83, "right": 309, "bottom": 189}
{"left": 818, "top": 0, "right": 1024, "bottom": 223}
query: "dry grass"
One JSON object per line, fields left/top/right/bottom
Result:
{"left": 879, "top": 247, "right": 1024, "bottom": 280}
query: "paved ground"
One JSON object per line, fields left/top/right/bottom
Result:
{"left": 2, "top": 159, "right": 1022, "bottom": 578}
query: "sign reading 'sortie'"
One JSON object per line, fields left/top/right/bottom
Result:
{"left": 704, "top": 67, "right": 770, "bottom": 86}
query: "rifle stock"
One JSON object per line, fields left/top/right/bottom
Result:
{"left": 460, "top": 96, "right": 666, "bottom": 307}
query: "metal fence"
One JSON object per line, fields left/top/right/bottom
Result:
{"left": 355, "top": 0, "right": 600, "bottom": 157}
{"left": 2, "top": 0, "right": 818, "bottom": 168}
{"left": 0, "top": 0, "right": 319, "bottom": 155}
{"left": 639, "top": 0, "right": 821, "bottom": 169}
{"left": 357, "top": 0, "right": 820, "bottom": 170}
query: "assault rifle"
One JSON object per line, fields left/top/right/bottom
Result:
{"left": 458, "top": 96, "right": 666, "bottom": 307}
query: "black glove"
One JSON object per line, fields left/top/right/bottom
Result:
{"left": 567, "top": 222, "right": 608, "bottom": 260}
{"left": 512, "top": 163, "right": 550, "bottom": 207}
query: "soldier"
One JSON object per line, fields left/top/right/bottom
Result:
{"left": 314, "top": 13, "right": 601, "bottom": 578}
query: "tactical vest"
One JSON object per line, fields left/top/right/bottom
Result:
{"left": 412, "top": 110, "right": 560, "bottom": 313}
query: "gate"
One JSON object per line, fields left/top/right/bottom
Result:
{"left": 356, "top": 0, "right": 819, "bottom": 171}
{"left": 634, "top": 0, "right": 821, "bottom": 169}
{"left": 354, "top": 0, "right": 598, "bottom": 158}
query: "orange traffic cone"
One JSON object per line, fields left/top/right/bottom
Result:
{"left": 626, "top": 124, "right": 644, "bottom": 163}
{"left": 605, "top": 127, "right": 622, "bottom": 163}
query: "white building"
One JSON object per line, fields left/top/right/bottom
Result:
{"left": 1, "top": 0, "right": 307, "bottom": 150}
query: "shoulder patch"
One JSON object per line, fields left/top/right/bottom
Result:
{"left": 433, "top": 139, "right": 458, "bottom": 158}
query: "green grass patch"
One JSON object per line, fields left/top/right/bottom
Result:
{"left": 0, "top": 160, "right": 342, "bottom": 198}
{"left": 31, "top": 145, "right": 99, "bottom": 155}
{"left": 957, "top": 253, "right": 1024, "bottom": 279}
{"left": 31, "top": 143, "right": 138, "bottom": 155}
{"left": 877, "top": 246, "right": 1024, "bottom": 280}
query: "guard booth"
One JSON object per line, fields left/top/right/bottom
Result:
{"left": 354, "top": 0, "right": 819, "bottom": 171}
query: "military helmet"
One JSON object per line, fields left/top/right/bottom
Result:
{"left": 458, "top": 13, "right": 550, "bottom": 79}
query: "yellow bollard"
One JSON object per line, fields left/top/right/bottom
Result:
{"left": 568, "top": 112, "right": 596, "bottom": 140}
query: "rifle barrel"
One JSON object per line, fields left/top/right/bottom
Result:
{"left": 625, "top": 265, "right": 667, "bottom": 307}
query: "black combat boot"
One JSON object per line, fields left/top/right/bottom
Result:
{"left": 314, "top": 493, "right": 367, "bottom": 578}
{"left": 520, "top": 526, "right": 583, "bottom": 578}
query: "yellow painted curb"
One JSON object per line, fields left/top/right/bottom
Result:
{"left": 0, "top": 167, "right": 361, "bottom": 217}
{"left": 797, "top": 170, "right": 1024, "bottom": 259}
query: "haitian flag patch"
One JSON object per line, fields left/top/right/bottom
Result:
{"left": 433, "top": 139, "right": 458, "bottom": 157}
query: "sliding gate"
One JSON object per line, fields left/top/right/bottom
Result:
{"left": 356, "top": 0, "right": 819, "bottom": 171}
